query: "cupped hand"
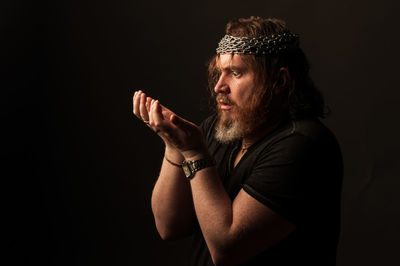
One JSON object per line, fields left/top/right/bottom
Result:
{"left": 133, "top": 90, "right": 178, "bottom": 129}
{"left": 133, "top": 90, "right": 153, "bottom": 122}
{"left": 133, "top": 90, "right": 208, "bottom": 159}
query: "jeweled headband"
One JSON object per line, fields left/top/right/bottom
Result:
{"left": 216, "top": 32, "right": 299, "bottom": 55}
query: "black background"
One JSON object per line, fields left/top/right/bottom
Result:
{"left": 3, "top": 0, "right": 400, "bottom": 265}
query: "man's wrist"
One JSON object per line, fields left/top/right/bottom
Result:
{"left": 164, "top": 156, "right": 182, "bottom": 167}
{"left": 182, "top": 148, "right": 210, "bottom": 162}
{"left": 165, "top": 145, "right": 184, "bottom": 162}
{"left": 181, "top": 156, "right": 216, "bottom": 179}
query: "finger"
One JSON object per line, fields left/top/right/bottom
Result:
{"left": 150, "top": 100, "right": 163, "bottom": 126}
{"left": 146, "top": 97, "right": 152, "bottom": 113}
{"left": 152, "top": 100, "right": 167, "bottom": 132}
{"left": 133, "top": 90, "right": 141, "bottom": 118}
{"left": 147, "top": 99, "right": 153, "bottom": 125}
{"left": 154, "top": 100, "right": 165, "bottom": 122}
{"left": 149, "top": 99, "right": 156, "bottom": 124}
{"left": 140, "top": 92, "right": 150, "bottom": 122}
{"left": 149, "top": 100, "right": 163, "bottom": 133}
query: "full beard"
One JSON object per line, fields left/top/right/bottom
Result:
{"left": 214, "top": 94, "right": 269, "bottom": 144}
{"left": 215, "top": 111, "right": 244, "bottom": 144}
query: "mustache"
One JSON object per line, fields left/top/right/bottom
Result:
{"left": 216, "top": 94, "right": 235, "bottom": 106}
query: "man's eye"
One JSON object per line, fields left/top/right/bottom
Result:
{"left": 232, "top": 71, "right": 240, "bottom": 77}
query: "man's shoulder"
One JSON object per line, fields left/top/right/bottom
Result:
{"left": 291, "top": 118, "right": 340, "bottom": 148}
{"left": 252, "top": 118, "right": 341, "bottom": 161}
{"left": 293, "top": 118, "right": 329, "bottom": 136}
{"left": 264, "top": 118, "right": 337, "bottom": 143}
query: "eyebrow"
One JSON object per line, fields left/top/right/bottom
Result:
{"left": 215, "top": 55, "right": 249, "bottom": 72}
{"left": 219, "top": 65, "right": 246, "bottom": 72}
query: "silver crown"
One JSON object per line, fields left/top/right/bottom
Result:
{"left": 216, "top": 33, "right": 299, "bottom": 55}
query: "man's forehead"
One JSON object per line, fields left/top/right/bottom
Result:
{"left": 216, "top": 54, "right": 249, "bottom": 70}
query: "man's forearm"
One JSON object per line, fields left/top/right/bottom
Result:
{"left": 189, "top": 165, "right": 235, "bottom": 257}
{"left": 151, "top": 147, "right": 196, "bottom": 240}
{"left": 182, "top": 151, "right": 238, "bottom": 264}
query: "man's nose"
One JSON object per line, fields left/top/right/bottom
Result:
{"left": 214, "top": 74, "right": 230, "bottom": 94}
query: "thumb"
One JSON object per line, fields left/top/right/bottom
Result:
{"left": 171, "top": 114, "right": 199, "bottom": 137}
{"left": 170, "top": 114, "right": 187, "bottom": 127}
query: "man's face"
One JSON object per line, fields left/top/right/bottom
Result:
{"left": 214, "top": 54, "right": 260, "bottom": 143}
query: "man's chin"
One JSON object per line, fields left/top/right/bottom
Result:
{"left": 218, "top": 108, "right": 236, "bottom": 122}
{"left": 215, "top": 113, "right": 243, "bottom": 144}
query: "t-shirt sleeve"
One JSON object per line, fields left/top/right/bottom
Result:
{"left": 243, "top": 134, "right": 317, "bottom": 225}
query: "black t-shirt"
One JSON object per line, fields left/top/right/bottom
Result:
{"left": 189, "top": 115, "right": 343, "bottom": 266}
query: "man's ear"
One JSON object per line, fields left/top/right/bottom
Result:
{"left": 274, "top": 67, "right": 290, "bottom": 95}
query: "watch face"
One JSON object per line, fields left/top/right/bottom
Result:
{"left": 182, "top": 164, "right": 192, "bottom": 178}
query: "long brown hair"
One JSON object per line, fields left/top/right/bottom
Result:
{"left": 208, "top": 16, "right": 327, "bottom": 120}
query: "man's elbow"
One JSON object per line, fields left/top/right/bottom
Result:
{"left": 155, "top": 221, "right": 194, "bottom": 241}
{"left": 208, "top": 238, "right": 251, "bottom": 266}
{"left": 210, "top": 250, "right": 235, "bottom": 266}
{"left": 158, "top": 230, "right": 178, "bottom": 241}
{"left": 157, "top": 226, "right": 180, "bottom": 241}
{"left": 211, "top": 251, "right": 253, "bottom": 266}
{"left": 208, "top": 242, "right": 238, "bottom": 266}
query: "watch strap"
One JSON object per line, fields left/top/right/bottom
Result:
{"left": 182, "top": 157, "right": 216, "bottom": 179}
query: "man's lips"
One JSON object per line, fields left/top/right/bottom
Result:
{"left": 219, "top": 100, "right": 232, "bottom": 110}
{"left": 217, "top": 95, "right": 234, "bottom": 110}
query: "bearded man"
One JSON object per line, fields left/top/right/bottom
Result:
{"left": 133, "top": 16, "right": 343, "bottom": 266}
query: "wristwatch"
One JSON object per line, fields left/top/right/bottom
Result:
{"left": 182, "top": 157, "right": 216, "bottom": 179}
